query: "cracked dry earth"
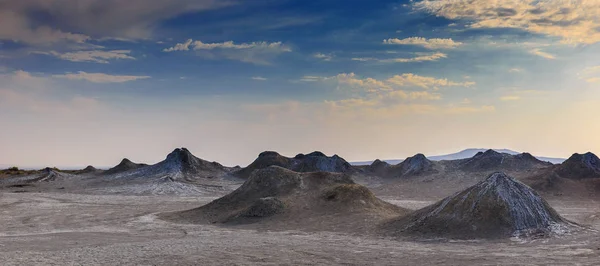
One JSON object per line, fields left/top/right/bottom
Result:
{"left": 1, "top": 192, "right": 600, "bottom": 265}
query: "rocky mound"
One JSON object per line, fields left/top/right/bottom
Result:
{"left": 382, "top": 172, "right": 572, "bottom": 239}
{"left": 388, "top": 154, "right": 435, "bottom": 177}
{"left": 162, "top": 166, "right": 408, "bottom": 233}
{"left": 235, "top": 151, "right": 353, "bottom": 178}
{"left": 555, "top": 152, "right": 600, "bottom": 179}
{"left": 71, "top": 165, "right": 102, "bottom": 175}
{"left": 524, "top": 152, "right": 600, "bottom": 198}
{"left": 108, "top": 148, "right": 231, "bottom": 183}
{"left": 104, "top": 158, "right": 147, "bottom": 175}
{"left": 459, "top": 150, "right": 552, "bottom": 172}
{"left": 365, "top": 159, "right": 391, "bottom": 176}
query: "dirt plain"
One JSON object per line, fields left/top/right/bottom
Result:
{"left": 1, "top": 189, "right": 599, "bottom": 265}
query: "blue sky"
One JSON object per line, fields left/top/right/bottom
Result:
{"left": 1, "top": 0, "right": 600, "bottom": 168}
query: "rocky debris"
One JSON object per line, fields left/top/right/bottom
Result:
{"left": 555, "top": 152, "right": 600, "bottom": 179}
{"left": 235, "top": 151, "right": 353, "bottom": 178}
{"left": 382, "top": 172, "right": 572, "bottom": 239}
{"left": 105, "top": 158, "right": 147, "bottom": 175}
{"left": 162, "top": 166, "right": 408, "bottom": 233}
{"left": 459, "top": 150, "right": 552, "bottom": 172}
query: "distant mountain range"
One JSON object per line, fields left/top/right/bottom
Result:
{"left": 351, "top": 149, "right": 566, "bottom": 166}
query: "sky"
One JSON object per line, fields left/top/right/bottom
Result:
{"left": 1, "top": 0, "right": 600, "bottom": 168}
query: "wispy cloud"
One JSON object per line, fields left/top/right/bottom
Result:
{"left": 300, "top": 72, "right": 475, "bottom": 91}
{"left": 579, "top": 65, "right": 600, "bottom": 83}
{"left": 529, "top": 48, "right": 555, "bottom": 59}
{"left": 313, "top": 53, "right": 333, "bottom": 61}
{"left": 164, "top": 39, "right": 291, "bottom": 52}
{"left": 383, "top": 37, "right": 463, "bottom": 49}
{"left": 33, "top": 50, "right": 135, "bottom": 63}
{"left": 382, "top": 52, "right": 448, "bottom": 63}
{"left": 500, "top": 95, "right": 521, "bottom": 101}
{"left": 351, "top": 52, "right": 448, "bottom": 63}
{"left": 163, "top": 39, "right": 291, "bottom": 65}
{"left": 53, "top": 71, "right": 150, "bottom": 83}
{"left": 251, "top": 76, "right": 267, "bottom": 81}
{"left": 508, "top": 68, "right": 524, "bottom": 73}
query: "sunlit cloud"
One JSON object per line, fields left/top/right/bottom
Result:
{"left": 529, "top": 48, "right": 556, "bottom": 59}
{"left": 414, "top": 0, "right": 600, "bottom": 44}
{"left": 383, "top": 37, "right": 463, "bottom": 49}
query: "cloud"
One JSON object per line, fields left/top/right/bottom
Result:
{"left": 53, "top": 71, "right": 150, "bottom": 83}
{"left": 0, "top": 0, "right": 231, "bottom": 44}
{"left": 351, "top": 57, "right": 375, "bottom": 62}
{"left": 508, "top": 68, "right": 524, "bottom": 73}
{"left": 314, "top": 53, "right": 333, "bottom": 61}
{"left": 500, "top": 95, "right": 521, "bottom": 101}
{"left": 386, "top": 73, "right": 475, "bottom": 89}
{"left": 586, "top": 77, "right": 600, "bottom": 83}
{"left": 351, "top": 52, "right": 448, "bottom": 63}
{"left": 414, "top": 0, "right": 600, "bottom": 44}
{"left": 33, "top": 50, "right": 135, "bottom": 63}
{"left": 300, "top": 72, "right": 475, "bottom": 91}
{"left": 382, "top": 52, "right": 448, "bottom": 63}
{"left": 164, "top": 39, "right": 291, "bottom": 52}
{"left": 163, "top": 39, "right": 291, "bottom": 64}
{"left": 529, "top": 48, "right": 556, "bottom": 59}
{"left": 383, "top": 37, "right": 463, "bottom": 49}
{"left": 252, "top": 76, "right": 267, "bottom": 81}
{"left": 579, "top": 65, "right": 600, "bottom": 83}
{"left": 0, "top": 70, "right": 102, "bottom": 114}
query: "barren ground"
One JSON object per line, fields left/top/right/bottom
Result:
{"left": 1, "top": 191, "right": 600, "bottom": 265}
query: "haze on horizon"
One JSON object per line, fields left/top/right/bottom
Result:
{"left": 1, "top": 0, "right": 599, "bottom": 168}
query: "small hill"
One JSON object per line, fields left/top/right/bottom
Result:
{"left": 162, "top": 166, "right": 408, "bottom": 234}
{"left": 365, "top": 159, "right": 391, "bottom": 176}
{"left": 525, "top": 152, "right": 600, "bottom": 198}
{"left": 555, "top": 152, "right": 600, "bottom": 179}
{"left": 458, "top": 150, "right": 552, "bottom": 172}
{"left": 111, "top": 148, "right": 230, "bottom": 182}
{"left": 382, "top": 172, "right": 572, "bottom": 239}
{"left": 68, "top": 165, "right": 102, "bottom": 175}
{"left": 388, "top": 154, "right": 435, "bottom": 177}
{"left": 104, "top": 158, "right": 147, "bottom": 175}
{"left": 235, "top": 151, "right": 353, "bottom": 178}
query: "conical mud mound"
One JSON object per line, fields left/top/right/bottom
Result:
{"left": 105, "top": 158, "right": 147, "bottom": 175}
{"left": 389, "top": 154, "right": 435, "bottom": 177}
{"left": 555, "top": 152, "right": 600, "bottom": 179}
{"left": 382, "top": 172, "right": 572, "bottom": 239}
{"left": 162, "top": 166, "right": 408, "bottom": 233}
{"left": 459, "top": 150, "right": 552, "bottom": 172}
{"left": 235, "top": 151, "right": 353, "bottom": 178}
{"left": 111, "top": 148, "right": 230, "bottom": 181}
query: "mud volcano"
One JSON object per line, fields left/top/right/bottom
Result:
{"left": 111, "top": 148, "right": 230, "bottom": 181}
{"left": 235, "top": 151, "right": 354, "bottom": 178}
{"left": 382, "top": 172, "right": 572, "bottom": 239}
{"left": 389, "top": 154, "right": 436, "bottom": 177}
{"left": 555, "top": 152, "right": 600, "bottom": 179}
{"left": 459, "top": 150, "right": 552, "bottom": 172}
{"left": 104, "top": 158, "right": 147, "bottom": 175}
{"left": 163, "top": 166, "right": 408, "bottom": 233}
